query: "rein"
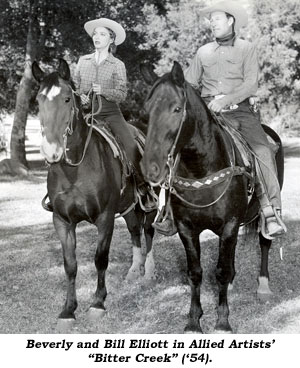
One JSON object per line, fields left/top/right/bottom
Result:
{"left": 160, "top": 87, "right": 248, "bottom": 209}
{"left": 62, "top": 89, "right": 99, "bottom": 167}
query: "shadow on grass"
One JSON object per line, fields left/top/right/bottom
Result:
{"left": 1, "top": 211, "right": 299, "bottom": 333}
{"left": 283, "top": 142, "right": 300, "bottom": 158}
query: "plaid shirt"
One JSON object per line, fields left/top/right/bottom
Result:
{"left": 184, "top": 38, "right": 258, "bottom": 106}
{"left": 73, "top": 52, "right": 127, "bottom": 103}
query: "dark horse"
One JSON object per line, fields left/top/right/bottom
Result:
{"left": 32, "top": 59, "right": 156, "bottom": 330}
{"left": 141, "top": 62, "right": 284, "bottom": 333}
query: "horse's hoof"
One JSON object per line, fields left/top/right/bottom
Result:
{"left": 214, "top": 328, "right": 233, "bottom": 334}
{"left": 56, "top": 318, "right": 75, "bottom": 333}
{"left": 87, "top": 307, "right": 106, "bottom": 322}
{"left": 257, "top": 291, "right": 273, "bottom": 302}
{"left": 184, "top": 322, "right": 202, "bottom": 334}
{"left": 184, "top": 329, "right": 202, "bottom": 334}
{"left": 125, "top": 269, "right": 140, "bottom": 281}
{"left": 143, "top": 276, "right": 156, "bottom": 287}
{"left": 214, "top": 322, "right": 232, "bottom": 333}
{"left": 228, "top": 282, "right": 234, "bottom": 292}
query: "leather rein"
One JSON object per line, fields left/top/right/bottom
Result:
{"left": 62, "top": 89, "right": 100, "bottom": 166}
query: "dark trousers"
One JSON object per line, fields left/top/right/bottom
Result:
{"left": 94, "top": 96, "right": 144, "bottom": 182}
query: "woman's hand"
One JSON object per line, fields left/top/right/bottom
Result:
{"left": 80, "top": 94, "right": 90, "bottom": 105}
{"left": 92, "top": 83, "right": 102, "bottom": 95}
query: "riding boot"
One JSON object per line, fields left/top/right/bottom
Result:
{"left": 255, "top": 160, "right": 287, "bottom": 239}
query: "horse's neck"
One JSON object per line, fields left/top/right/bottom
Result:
{"left": 179, "top": 88, "right": 231, "bottom": 177}
{"left": 65, "top": 110, "right": 90, "bottom": 160}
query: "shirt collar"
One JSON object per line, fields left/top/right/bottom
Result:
{"left": 93, "top": 52, "right": 116, "bottom": 64}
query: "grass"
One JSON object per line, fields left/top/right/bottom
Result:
{"left": 0, "top": 139, "right": 300, "bottom": 334}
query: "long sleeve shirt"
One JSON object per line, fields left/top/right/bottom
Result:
{"left": 184, "top": 38, "right": 258, "bottom": 106}
{"left": 73, "top": 52, "right": 127, "bottom": 104}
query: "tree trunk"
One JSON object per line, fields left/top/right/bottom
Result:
{"left": 10, "top": 0, "right": 38, "bottom": 168}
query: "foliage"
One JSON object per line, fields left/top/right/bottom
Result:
{"left": 136, "top": 0, "right": 211, "bottom": 75}
{"left": 137, "top": 0, "right": 300, "bottom": 133}
{"left": 0, "top": 0, "right": 172, "bottom": 117}
{"left": 250, "top": 0, "right": 300, "bottom": 131}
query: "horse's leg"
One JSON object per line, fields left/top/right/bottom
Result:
{"left": 215, "top": 221, "right": 239, "bottom": 333}
{"left": 178, "top": 225, "right": 203, "bottom": 333}
{"left": 53, "top": 214, "right": 77, "bottom": 331}
{"left": 143, "top": 211, "right": 157, "bottom": 280}
{"left": 257, "top": 232, "right": 273, "bottom": 300}
{"left": 88, "top": 213, "right": 115, "bottom": 319}
{"left": 123, "top": 210, "right": 145, "bottom": 281}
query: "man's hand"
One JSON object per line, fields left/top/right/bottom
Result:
{"left": 208, "top": 98, "right": 228, "bottom": 113}
{"left": 92, "top": 83, "right": 101, "bottom": 95}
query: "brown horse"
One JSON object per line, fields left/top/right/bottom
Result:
{"left": 32, "top": 59, "right": 156, "bottom": 331}
{"left": 141, "top": 62, "right": 284, "bottom": 333}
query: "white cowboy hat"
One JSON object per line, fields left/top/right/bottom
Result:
{"left": 84, "top": 18, "right": 126, "bottom": 45}
{"left": 200, "top": 1, "right": 248, "bottom": 31}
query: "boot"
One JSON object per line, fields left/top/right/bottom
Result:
{"left": 260, "top": 205, "right": 287, "bottom": 239}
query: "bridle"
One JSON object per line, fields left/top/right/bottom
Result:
{"left": 61, "top": 87, "right": 95, "bottom": 167}
{"left": 150, "top": 85, "right": 247, "bottom": 209}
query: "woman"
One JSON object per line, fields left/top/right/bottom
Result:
{"left": 79, "top": 18, "right": 157, "bottom": 211}
{"left": 43, "top": 18, "right": 156, "bottom": 212}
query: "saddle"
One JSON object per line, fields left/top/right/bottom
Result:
{"left": 88, "top": 118, "right": 145, "bottom": 190}
{"left": 214, "top": 113, "right": 280, "bottom": 197}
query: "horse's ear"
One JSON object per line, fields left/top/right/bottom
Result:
{"left": 58, "top": 58, "right": 71, "bottom": 81}
{"left": 171, "top": 61, "right": 185, "bottom": 86}
{"left": 140, "top": 63, "right": 158, "bottom": 85}
{"left": 32, "top": 61, "right": 45, "bottom": 83}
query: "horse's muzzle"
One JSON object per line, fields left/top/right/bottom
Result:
{"left": 141, "top": 159, "right": 166, "bottom": 186}
{"left": 40, "top": 137, "right": 63, "bottom": 163}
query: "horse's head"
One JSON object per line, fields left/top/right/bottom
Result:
{"left": 140, "top": 61, "right": 187, "bottom": 185}
{"left": 32, "top": 59, "right": 76, "bottom": 163}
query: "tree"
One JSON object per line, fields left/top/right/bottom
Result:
{"left": 250, "top": 0, "right": 300, "bottom": 131}
{"left": 136, "top": 0, "right": 211, "bottom": 75}
{"left": 0, "top": 0, "right": 172, "bottom": 172}
{"left": 138, "top": 0, "right": 300, "bottom": 133}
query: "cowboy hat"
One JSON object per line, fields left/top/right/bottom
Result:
{"left": 84, "top": 18, "right": 126, "bottom": 45}
{"left": 200, "top": 1, "right": 248, "bottom": 31}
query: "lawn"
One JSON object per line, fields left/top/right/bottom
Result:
{"left": 0, "top": 138, "right": 299, "bottom": 334}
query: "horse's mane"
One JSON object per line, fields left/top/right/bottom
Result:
{"left": 146, "top": 72, "right": 216, "bottom": 127}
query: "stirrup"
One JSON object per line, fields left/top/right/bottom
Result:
{"left": 152, "top": 206, "right": 177, "bottom": 236}
{"left": 260, "top": 207, "right": 287, "bottom": 240}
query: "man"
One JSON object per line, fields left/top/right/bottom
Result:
{"left": 156, "top": 1, "right": 286, "bottom": 238}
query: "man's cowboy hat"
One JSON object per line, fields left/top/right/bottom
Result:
{"left": 200, "top": 1, "right": 248, "bottom": 31}
{"left": 84, "top": 18, "right": 126, "bottom": 45}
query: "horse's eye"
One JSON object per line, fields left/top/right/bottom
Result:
{"left": 174, "top": 107, "right": 182, "bottom": 113}
{"left": 65, "top": 97, "right": 71, "bottom": 103}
